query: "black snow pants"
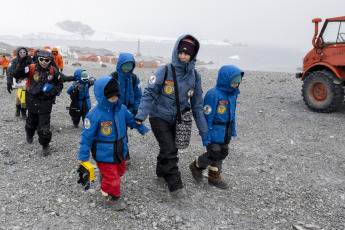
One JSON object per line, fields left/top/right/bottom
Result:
{"left": 198, "top": 142, "right": 229, "bottom": 171}
{"left": 149, "top": 117, "right": 182, "bottom": 192}
{"left": 26, "top": 112, "right": 52, "bottom": 147}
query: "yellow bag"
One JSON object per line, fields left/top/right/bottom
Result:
{"left": 18, "top": 89, "right": 26, "bottom": 104}
{"left": 77, "top": 161, "right": 95, "bottom": 190}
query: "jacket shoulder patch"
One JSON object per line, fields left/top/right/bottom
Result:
{"left": 84, "top": 118, "right": 91, "bottom": 129}
{"left": 204, "top": 105, "right": 212, "bottom": 114}
{"left": 101, "top": 121, "right": 113, "bottom": 126}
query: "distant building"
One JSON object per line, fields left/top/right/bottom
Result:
{"left": 55, "top": 46, "right": 71, "bottom": 57}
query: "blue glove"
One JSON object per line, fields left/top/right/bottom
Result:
{"left": 42, "top": 83, "right": 55, "bottom": 93}
{"left": 202, "top": 133, "right": 211, "bottom": 146}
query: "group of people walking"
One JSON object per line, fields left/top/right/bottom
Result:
{"left": 6, "top": 34, "right": 245, "bottom": 211}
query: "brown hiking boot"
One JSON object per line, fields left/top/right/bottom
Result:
{"left": 208, "top": 167, "right": 229, "bottom": 189}
{"left": 189, "top": 159, "right": 203, "bottom": 182}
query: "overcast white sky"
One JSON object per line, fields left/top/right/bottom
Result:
{"left": 2, "top": 0, "right": 345, "bottom": 47}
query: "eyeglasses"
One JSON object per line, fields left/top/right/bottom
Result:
{"left": 38, "top": 57, "right": 51, "bottom": 64}
{"left": 19, "top": 51, "right": 26, "bottom": 54}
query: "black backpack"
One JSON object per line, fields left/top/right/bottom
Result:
{"left": 110, "top": 72, "right": 137, "bottom": 90}
{"left": 69, "top": 84, "right": 81, "bottom": 117}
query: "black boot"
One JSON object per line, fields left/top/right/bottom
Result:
{"left": 15, "top": 105, "right": 21, "bottom": 117}
{"left": 21, "top": 108, "right": 27, "bottom": 119}
{"left": 26, "top": 133, "right": 33, "bottom": 144}
{"left": 42, "top": 145, "right": 51, "bottom": 157}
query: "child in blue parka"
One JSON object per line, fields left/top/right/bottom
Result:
{"left": 78, "top": 75, "right": 148, "bottom": 210}
{"left": 190, "top": 65, "right": 244, "bottom": 190}
{"left": 109, "top": 53, "right": 142, "bottom": 165}
{"left": 67, "top": 69, "right": 95, "bottom": 128}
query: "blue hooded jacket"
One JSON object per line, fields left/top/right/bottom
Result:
{"left": 109, "top": 53, "right": 142, "bottom": 113}
{"left": 67, "top": 68, "right": 95, "bottom": 111}
{"left": 136, "top": 34, "right": 208, "bottom": 137}
{"left": 202, "top": 65, "right": 244, "bottom": 146}
{"left": 78, "top": 75, "right": 149, "bottom": 164}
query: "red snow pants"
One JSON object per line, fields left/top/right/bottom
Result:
{"left": 97, "top": 160, "right": 126, "bottom": 196}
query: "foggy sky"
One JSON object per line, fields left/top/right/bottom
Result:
{"left": 2, "top": 0, "right": 345, "bottom": 48}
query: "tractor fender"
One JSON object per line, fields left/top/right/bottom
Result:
{"left": 302, "top": 62, "right": 345, "bottom": 83}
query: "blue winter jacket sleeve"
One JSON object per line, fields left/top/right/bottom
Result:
{"left": 133, "top": 76, "right": 142, "bottom": 112}
{"left": 124, "top": 107, "right": 149, "bottom": 134}
{"left": 66, "top": 82, "right": 76, "bottom": 95}
{"left": 202, "top": 91, "right": 218, "bottom": 145}
{"left": 191, "top": 70, "right": 208, "bottom": 137}
{"left": 136, "top": 66, "right": 166, "bottom": 121}
{"left": 78, "top": 113, "right": 99, "bottom": 162}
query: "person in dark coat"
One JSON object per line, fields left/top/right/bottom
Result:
{"left": 13, "top": 50, "right": 63, "bottom": 156}
{"left": 7, "top": 47, "right": 32, "bottom": 118}
{"left": 135, "top": 34, "right": 208, "bottom": 198}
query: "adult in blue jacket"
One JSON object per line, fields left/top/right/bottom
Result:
{"left": 67, "top": 69, "right": 95, "bottom": 127}
{"left": 78, "top": 75, "right": 148, "bottom": 210}
{"left": 190, "top": 65, "right": 244, "bottom": 190}
{"left": 135, "top": 34, "right": 208, "bottom": 198}
{"left": 109, "top": 53, "right": 142, "bottom": 165}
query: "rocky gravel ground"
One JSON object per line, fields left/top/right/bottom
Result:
{"left": 0, "top": 61, "right": 345, "bottom": 230}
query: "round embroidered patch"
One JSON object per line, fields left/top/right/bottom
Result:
{"left": 33, "top": 72, "right": 39, "bottom": 82}
{"left": 149, "top": 75, "right": 156, "bottom": 85}
{"left": 187, "top": 88, "right": 194, "bottom": 98}
{"left": 203, "top": 105, "right": 212, "bottom": 115}
{"left": 84, "top": 118, "right": 91, "bottom": 129}
{"left": 24, "top": 66, "right": 29, "bottom": 73}
{"left": 217, "top": 105, "right": 226, "bottom": 114}
{"left": 101, "top": 126, "right": 112, "bottom": 136}
{"left": 47, "top": 75, "right": 53, "bottom": 81}
{"left": 164, "top": 84, "right": 174, "bottom": 95}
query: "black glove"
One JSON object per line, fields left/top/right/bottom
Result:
{"left": 132, "top": 110, "right": 138, "bottom": 116}
{"left": 135, "top": 118, "right": 143, "bottom": 123}
{"left": 7, "top": 82, "right": 13, "bottom": 94}
{"left": 89, "top": 78, "right": 95, "bottom": 85}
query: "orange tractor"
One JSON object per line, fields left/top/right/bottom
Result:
{"left": 297, "top": 16, "right": 345, "bottom": 112}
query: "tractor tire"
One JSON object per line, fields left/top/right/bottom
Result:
{"left": 302, "top": 70, "right": 344, "bottom": 112}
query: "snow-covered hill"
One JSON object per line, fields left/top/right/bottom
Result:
{"left": 1, "top": 23, "right": 231, "bottom": 46}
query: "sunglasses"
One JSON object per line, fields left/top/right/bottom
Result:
{"left": 19, "top": 51, "right": 26, "bottom": 54}
{"left": 38, "top": 57, "right": 51, "bottom": 64}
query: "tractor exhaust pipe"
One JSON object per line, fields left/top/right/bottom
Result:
{"left": 312, "top": 18, "right": 322, "bottom": 48}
